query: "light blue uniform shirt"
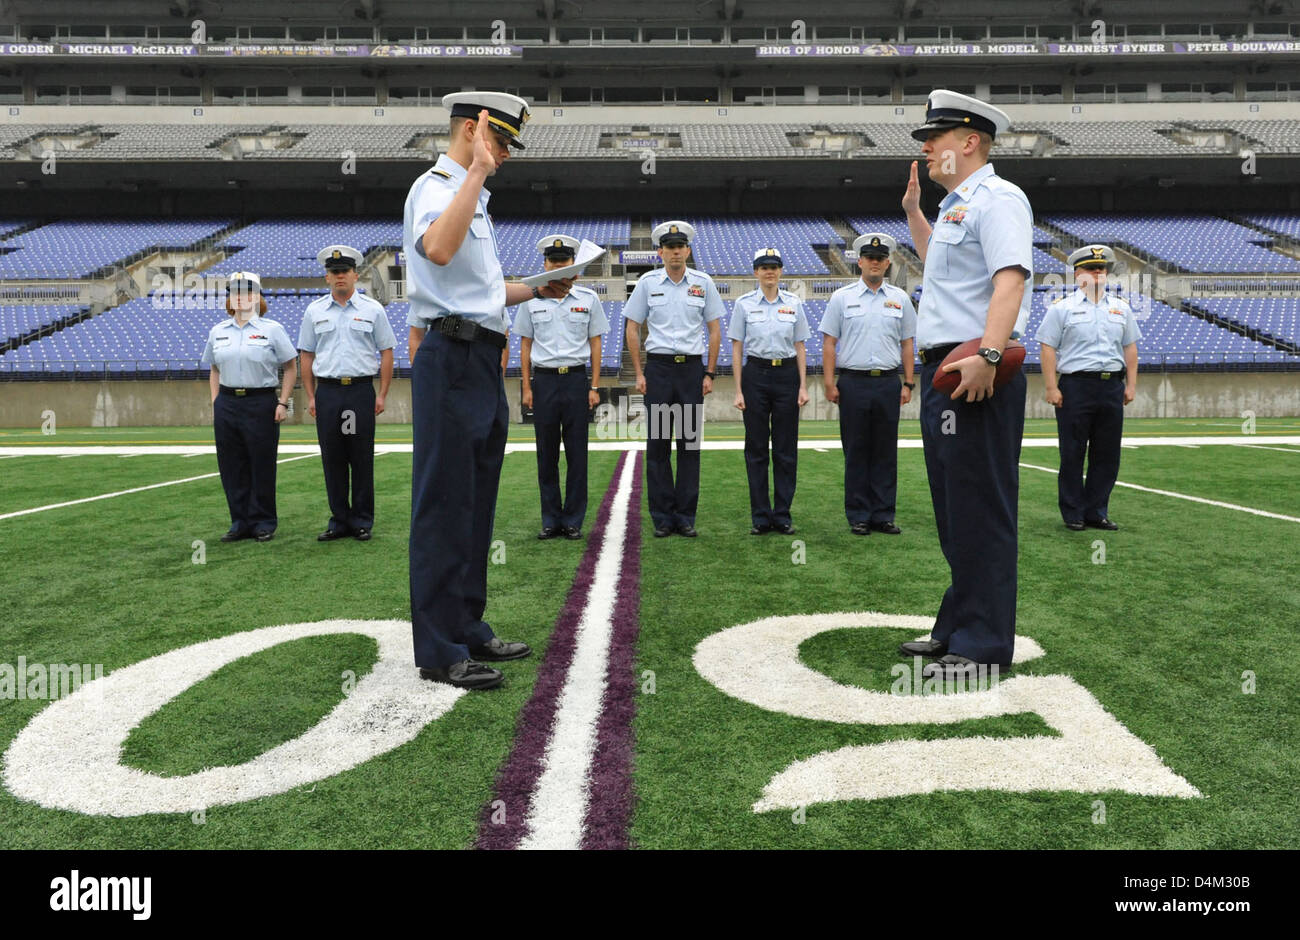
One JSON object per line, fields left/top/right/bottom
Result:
{"left": 622, "top": 266, "right": 725, "bottom": 356}
{"left": 402, "top": 154, "right": 507, "bottom": 334}
{"left": 917, "top": 162, "right": 1033, "bottom": 350}
{"left": 727, "top": 288, "right": 811, "bottom": 360}
{"left": 820, "top": 279, "right": 917, "bottom": 370}
{"left": 201, "top": 315, "right": 297, "bottom": 388}
{"left": 297, "top": 290, "right": 396, "bottom": 378}
{"left": 1035, "top": 289, "right": 1142, "bottom": 373}
{"left": 513, "top": 285, "right": 608, "bottom": 369}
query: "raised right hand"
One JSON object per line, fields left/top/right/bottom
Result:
{"left": 902, "top": 160, "right": 921, "bottom": 215}
{"left": 471, "top": 108, "right": 496, "bottom": 175}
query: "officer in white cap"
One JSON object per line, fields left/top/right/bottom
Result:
{"left": 729, "top": 247, "right": 810, "bottom": 535}
{"left": 623, "top": 219, "right": 725, "bottom": 537}
{"left": 200, "top": 272, "right": 298, "bottom": 543}
{"left": 401, "top": 90, "right": 572, "bottom": 691}
{"left": 515, "top": 233, "right": 609, "bottom": 540}
{"left": 821, "top": 233, "right": 917, "bottom": 535}
{"left": 899, "top": 89, "right": 1034, "bottom": 681}
{"left": 1035, "top": 244, "right": 1140, "bottom": 531}
{"left": 298, "top": 244, "right": 396, "bottom": 543}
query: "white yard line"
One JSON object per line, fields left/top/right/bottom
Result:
{"left": 3, "top": 435, "right": 1299, "bottom": 458}
{"left": 0, "top": 454, "right": 317, "bottom": 521}
{"left": 1232, "top": 443, "right": 1300, "bottom": 454}
{"left": 1020, "top": 462, "right": 1300, "bottom": 524}
{"left": 518, "top": 452, "right": 637, "bottom": 851}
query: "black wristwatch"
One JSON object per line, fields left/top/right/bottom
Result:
{"left": 531, "top": 285, "right": 543, "bottom": 300}
{"left": 703, "top": 371, "right": 716, "bottom": 380}
{"left": 277, "top": 400, "right": 289, "bottom": 408}
{"left": 977, "top": 347, "right": 1002, "bottom": 366}
{"left": 903, "top": 381, "right": 916, "bottom": 390}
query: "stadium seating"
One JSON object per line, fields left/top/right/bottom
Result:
{"left": 651, "top": 216, "right": 843, "bottom": 275}
{"left": 205, "top": 219, "right": 402, "bottom": 278}
{"left": 1047, "top": 214, "right": 1300, "bottom": 274}
{"left": 1190, "top": 297, "right": 1300, "bottom": 346}
{"left": 0, "top": 304, "right": 85, "bottom": 345}
{"left": 0, "top": 219, "right": 234, "bottom": 279}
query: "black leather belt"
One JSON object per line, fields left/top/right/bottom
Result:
{"left": 533, "top": 365, "right": 586, "bottom": 375}
{"left": 839, "top": 368, "right": 898, "bottom": 376}
{"left": 918, "top": 343, "right": 960, "bottom": 365}
{"left": 317, "top": 375, "right": 373, "bottom": 386}
{"left": 647, "top": 353, "right": 697, "bottom": 363}
{"left": 429, "top": 315, "right": 507, "bottom": 350}
{"left": 219, "top": 385, "right": 276, "bottom": 397}
{"left": 1064, "top": 371, "right": 1123, "bottom": 380}
{"left": 747, "top": 356, "right": 795, "bottom": 368}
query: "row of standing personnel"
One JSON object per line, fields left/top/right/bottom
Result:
{"left": 203, "top": 87, "right": 1140, "bottom": 692}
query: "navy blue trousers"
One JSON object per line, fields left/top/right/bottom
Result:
{"left": 213, "top": 390, "right": 280, "bottom": 536}
{"left": 644, "top": 357, "right": 704, "bottom": 529}
{"left": 314, "top": 380, "right": 376, "bottom": 533}
{"left": 409, "top": 333, "right": 505, "bottom": 670}
{"left": 919, "top": 365, "right": 1026, "bottom": 666}
{"left": 837, "top": 372, "right": 901, "bottom": 526}
{"left": 741, "top": 361, "right": 799, "bottom": 528}
{"left": 531, "top": 369, "right": 590, "bottom": 529}
{"left": 1055, "top": 373, "right": 1125, "bottom": 523}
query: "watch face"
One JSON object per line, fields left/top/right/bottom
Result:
{"left": 982, "top": 348, "right": 1002, "bottom": 364}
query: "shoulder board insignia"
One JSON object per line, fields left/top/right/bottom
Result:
{"left": 430, "top": 169, "right": 451, "bottom": 179}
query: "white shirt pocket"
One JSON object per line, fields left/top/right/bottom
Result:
{"left": 349, "top": 316, "right": 375, "bottom": 334}
{"left": 312, "top": 316, "right": 336, "bottom": 334}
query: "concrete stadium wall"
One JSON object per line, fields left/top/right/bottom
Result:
{"left": 2, "top": 372, "right": 1296, "bottom": 430}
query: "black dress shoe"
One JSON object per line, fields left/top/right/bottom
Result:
{"left": 850, "top": 522, "right": 870, "bottom": 535}
{"left": 220, "top": 529, "right": 249, "bottom": 543}
{"left": 676, "top": 523, "right": 698, "bottom": 538}
{"left": 653, "top": 525, "right": 674, "bottom": 538}
{"left": 899, "top": 638, "right": 947, "bottom": 658}
{"left": 749, "top": 524, "right": 772, "bottom": 536}
{"left": 562, "top": 526, "right": 582, "bottom": 540}
{"left": 468, "top": 637, "right": 532, "bottom": 662}
{"left": 1085, "top": 517, "right": 1119, "bottom": 531}
{"left": 922, "top": 654, "right": 1010, "bottom": 682}
{"left": 1064, "top": 520, "right": 1085, "bottom": 531}
{"left": 353, "top": 528, "right": 372, "bottom": 541}
{"left": 317, "top": 528, "right": 349, "bottom": 541}
{"left": 419, "top": 660, "right": 503, "bottom": 691}
{"left": 538, "top": 526, "right": 561, "bottom": 540}
{"left": 254, "top": 531, "right": 274, "bottom": 542}
{"left": 775, "top": 523, "right": 796, "bottom": 535}
{"left": 870, "top": 522, "right": 902, "bottom": 535}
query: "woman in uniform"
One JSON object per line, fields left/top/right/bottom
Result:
{"left": 729, "top": 248, "right": 811, "bottom": 535}
{"left": 200, "top": 272, "right": 298, "bottom": 542}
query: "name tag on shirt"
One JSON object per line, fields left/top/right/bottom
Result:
{"left": 312, "top": 315, "right": 336, "bottom": 333}
{"left": 746, "top": 310, "right": 767, "bottom": 323}
{"left": 213, "top": 335, "right": 232, "bottom": 348}
{"left": 844, "top": 303, "right": 864, "bottom": 318}
{"left": 532, "top": 309, "right": 554, "bottom": 323}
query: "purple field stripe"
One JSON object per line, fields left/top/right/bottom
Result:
{"left": 475, "top": 450, "right": 630, "bottom": 851}
{"left": 581, "top": 451, "right": 644, "bottom": 850}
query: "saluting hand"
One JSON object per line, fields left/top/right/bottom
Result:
{"left": 902, "top": 160, "right": 921, "bottom": 215}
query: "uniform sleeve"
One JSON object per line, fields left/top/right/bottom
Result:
{"left": 1122, "top": 301, "right": 1142, "bottom": 345}
{"left": 820, "top": 292, "right": 843, "bottom": 339}
{"left": 513, "top": 304, "right": 534, "bottom": 338}
{"left": 200, "top": 330, "right": 215, "bottom": 368}
{"left": 588, "top": 297, "right": 608, "bottom": 338}
{"left": 271, "top": 323, "right": 298, "bottom": 364}
{"left": 703, "top": 277, "right": 725, "bottom": 322}
{"left": 727, "top": 299, "right": 747, "bottom": 344}
{"left": 900, "top": 294, "right": 917, "bottom": 341}
{"left": 976, "top": 190, "right": 1033, "bottom": 280}
{"left": 1035, "top": 303, "right": 1065, "bottom": 349}
{"left": 371, "top": 304, "right": 396, "bottom": 351}
{"left": 406, "top": 307, "right": 427, "bottom": 329}
{"left": 297, "top": 306, "right": 317, "bottom": 352}
{"left": 793, "top": 301, "right": 811, "bottom": 343}
{"left": 623, "top": 278, "right": 649, "bottom": 324}
{"left": 410, "top": 178, "right": 455, "bottom": 258}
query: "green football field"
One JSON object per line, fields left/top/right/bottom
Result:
{"left": 0, "top": 420, "right": 1297, "bottom": 849}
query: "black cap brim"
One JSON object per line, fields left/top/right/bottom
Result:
{"left": 659, "top": 238, "right": 689, "bottom": 248}
{"left": 910, "top": 119, "right": 968, "bottom": 142}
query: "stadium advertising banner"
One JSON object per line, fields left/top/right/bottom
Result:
{"left": 755, "top": 40, "right": 1300, "bottom": 56}
{"left": 0, "top": 43, "right": 523, "bottom": 57}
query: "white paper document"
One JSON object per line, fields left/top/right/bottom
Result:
{"left": 520, "top": 239, "right": 607, "bottom": 287}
